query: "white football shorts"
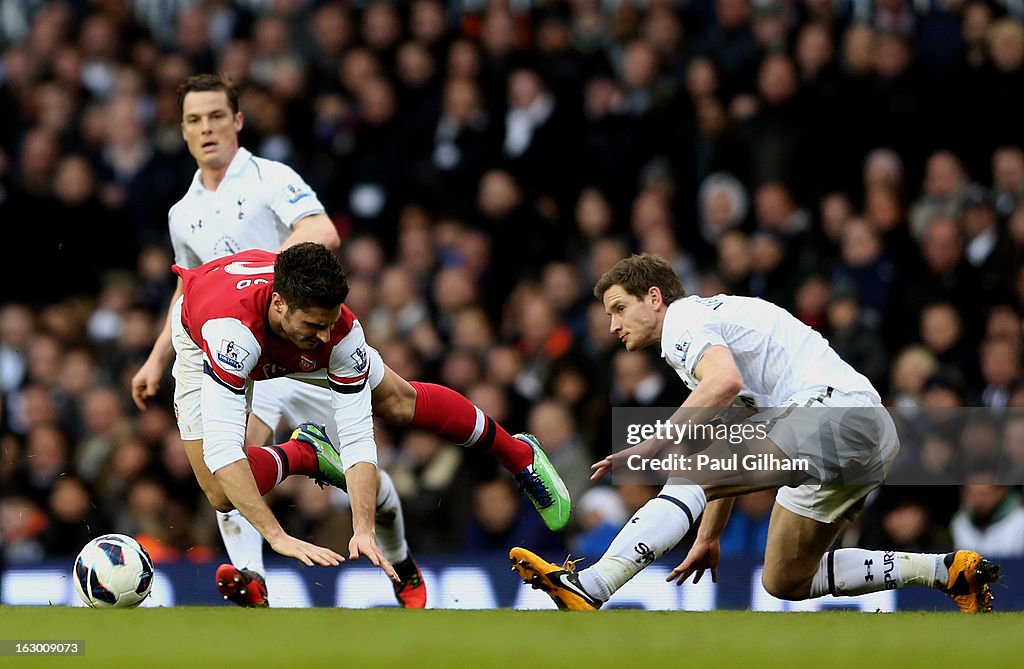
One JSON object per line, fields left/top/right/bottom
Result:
{"left": 761, "top": 387, "right": 900, "bottom": 524}
{"left": 248, "top": 345, "right": 384, "bottom": 440}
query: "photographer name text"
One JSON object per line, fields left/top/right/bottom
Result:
{"left": 626, "top": 453, "right": 810, "bottom": 472}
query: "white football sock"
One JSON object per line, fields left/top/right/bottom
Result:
{"left": 809, "top": 548, "right": 947, "bottom": 598}
{"left": 374, "top": 470, "right": 409, "bottom": 564}
{"left": 217, "top": 509, "right": 265, "bottom": 577}
{"left": 578, "top": 482, "right": 706, "bottom": 602}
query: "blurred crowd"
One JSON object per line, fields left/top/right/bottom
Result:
{"left": 4, "top": 0, "right": 1024, "bottom": 568}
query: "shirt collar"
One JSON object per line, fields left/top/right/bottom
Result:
{"left": 226, "top": 147, "right": 252, "bottom": 176}
{"left": 191, "top": 147, "right": 252, "bottom": 193}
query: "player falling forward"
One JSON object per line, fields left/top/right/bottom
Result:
{"left": 132, "top": 74, "right": 570, "bottom": 607}
{"left": 168, "top": 242, "right": 397, "bottom": 586}
{"left": 511, "top": 254, "right": 1000, "bottom": 613}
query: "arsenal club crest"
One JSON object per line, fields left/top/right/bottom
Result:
{"left": 299, "top": 355, "right": 316, "bottom": 371}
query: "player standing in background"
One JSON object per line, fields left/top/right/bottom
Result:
{"left": 511, "top": 254, "right": 1000, "bottom": 613}
{"left": 131, "top": 74, "right": 570, "bottom": 607}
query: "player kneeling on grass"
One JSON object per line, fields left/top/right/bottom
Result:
{"left": 511, "top": 253, "right": 1000, "bottom": 613}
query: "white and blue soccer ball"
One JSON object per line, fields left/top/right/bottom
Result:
{"left": 73, "top": 534, "right": 155, "bottom": 608}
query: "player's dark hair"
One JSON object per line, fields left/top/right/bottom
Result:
{"left": 593, "top": 253, "right": 686, "bottom": 305}
{"left": 274, "top": 243, "right": 349, "bottom": 310}
{"left": 177, "top": 74, "right": 240, "bottom": 115}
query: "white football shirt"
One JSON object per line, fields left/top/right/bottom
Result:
{"left": 660, "top": 294, "right": 878, "bottom": 407}
{"left": 169, "top": 147, "right": 325, "bottom": 268}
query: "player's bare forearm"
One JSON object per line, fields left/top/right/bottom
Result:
{"left": 131, "top": 278, "right": 183, "bottom": 409}
{"left": 343, "top": 461, "right": 398, "bottom": 580}
{"left": 344, "top": 461, "right": 379, "bottom": 536}
{"left": 696, "top": 498, "right": 735, "bottom": 541}
{"left": 150, "top": 278, "right": 184, "bottom": 366}
{"left": 214, "top": 459, "right": 286, "bottom": 544}
{"left": 215, "top": 460, "right": 343, "bottom": 567}
{"left": 280, "top": 213, "right": 339, "bottom": 250}
{"left": 640, "top": 345, "right": 743, "bottom": 453}
{"left": 636, "top": 380, "right": 742, "bottom": 456}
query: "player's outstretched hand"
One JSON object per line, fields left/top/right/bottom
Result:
{"left": 131, "top": 358, "right": 164, "bottom": 410}
{"left": 667, "top": 537, "right": 721, "bottom": 585}
{"left": 269, "top": 534, "right": 345, "bottom": 567}
{"left": 349, "top": 532, "right": 399, "bottom": 582}
{"left": 590, "top": 441, "right": 661, "bottom": 481}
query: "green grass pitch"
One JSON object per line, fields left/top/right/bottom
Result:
{"left": 2, "top": 607, "right": 1023, "bottom": 668}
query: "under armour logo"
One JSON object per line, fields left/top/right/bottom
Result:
{"left": 192, "top": 219, "right": 203, "bottom": 232}
{"left": 237, "top": 198, "right": 245, "bottom": 220}
{"left": 864, "top": 558, "right": 874, "bottom": 582}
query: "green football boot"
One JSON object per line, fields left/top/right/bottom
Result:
{"left": 292, "top": 422, "right": 347, "bottom": 490}
{"left": 513, "top": 433, "right": 572, "bottom": 532}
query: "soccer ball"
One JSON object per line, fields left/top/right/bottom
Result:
{"left": 73, "top": 534, "right": 154, "bottom": 608}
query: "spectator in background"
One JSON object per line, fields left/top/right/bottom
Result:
{"left": 857, "top": 492, "right": 953, "bottom": 553}
{"left": 572, "top": 486, "right": 628, "bottom": 558}
{"left": 825, "top": 286, "right": 889, "bottom": 392}
{"left": 863, "top": 148, "right": 905, "bottom": 195}
{"left": 514, "top": 293, "right": 577, "bottom": 401}
{"left": 752, "top": 181, "right": 817, "bottom": 276}
{"left": 97, "top": 96, "right": 177, "bottom": 247}
{"left": 909, "top": 151, "right": 969, "bottom": 240}
{"left": 747, "top": 230, "right": 793, "bottom": 308}
{"left": 793, "top": 274, "right": 829, "bottom": 332}
{"left": 739, "top": 55, "right": 808, "bottom": 191}
{"left": 526, "top": 400, "right": 591, "bottom": 505}
{"left": 985, "top": 303, "right": 1023, "bottom": 349}
{"left": 609, "top": 349, "right": 678, "bottom": 408}
{"left": 0, "top": 305, "right": 32, "bottom": 395}
{"left": 979, "top": 337, "right": 1021, "bottom": 409}
{"left": 715, "top": 230, "right": 753, "bottom": 295}
{"left": 918, "top": 302, "right": 975, "bottom": 379}
{"left": 992, "top": 146, "right": 1024, "bottom": 217}
{"left": 541, "top": 261, "right": 589, "bottom": 342}
{"left": 863, "top": 184, "right": 917, "bottom": 265}
{"left": 41, "top": 476, "right": 105, "bottom": 555}
{"left": 999, "top": 412, "right": 1024, "bottom": 482}
{"left": 428, "top": 77, "right": 492, "bottom": 210}
{"left": 832, "top": 217, "right": 897, "bottom": 328}
{"left": 390, "top": 430, "right": 466, "bottom": 553}
{"left": 500, "top": 66, "right": 567, "bottom": 202}
{"left": 897, "top": 216, "right": 980, "bottom": 345}
{"left": 74, "top": 386, "right": 132, "bottom": 483}
{"left": 950, "top": 474, "right": 1024, "bottom": 557}
{"left": 463, "top": 477, "right": 560, "bottom": 554}
{"left": 14, "top": 423, "right": 70, "bottom": 506}
{"left": 924, "top": 366, "right": 969, "bottom": 410}
{"left": 960, "top": 184, "right": 1017, "bottom": 295}
{"left": 0, "top": 496, "right": 47, "bottom": 563}
{"left": 368, "top": 266, "right": 430, "bottom": 344}
{"left": 697, "top": 172, "right": 748, "bottom": 248}
{"left": 888, "top": 345, "right": 939, "bottom": 410}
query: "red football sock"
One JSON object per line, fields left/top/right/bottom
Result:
{"left": 245, "top": 438, "right": 319, "bottom": 495}
{"left": 408, "top": 382, "right": 534, "bottom": 473}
